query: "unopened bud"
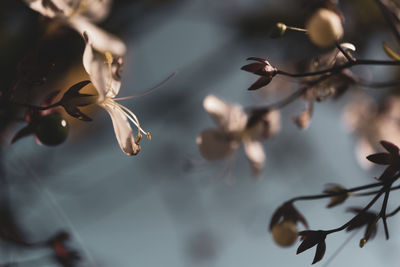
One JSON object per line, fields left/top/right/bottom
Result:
{"left": 306, "top": 9, "right": 343, "bottom": 48}
{"left": 272, "top": 221, "right": 298, "bottom": 247}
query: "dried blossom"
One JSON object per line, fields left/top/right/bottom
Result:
{"left": 366, "top": 141, "right": 400, "bottom": 181}
{"left": 269, "top": 202, "right": 307, "bottom": 247}
{"left": 344, "top": 94, "right": 400, "bottom": 168}
{"left": 293, "top": 43, "right": 356, "bottom": 129}
{"left": 197, "top": 95, "right": 280, "bottom": 175}
{"left": 323, "top": 184, "right": 348, "bottom": 208}
{"left": 269, "top": 202, "right": 308, "bottom": 231}
{"left": 241, "top": 57, "right": 278, "bottom": 90}
{"left": 347, "top": 208, "right": 379, "bottom": 247}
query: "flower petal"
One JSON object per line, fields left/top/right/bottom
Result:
{"left": 71, "top": 17, "right": 126, "bottom": 56}
{"left": 196, "top": 129, "right": 238, "bottom": 161}
{"left": 249, "top": 109, "right": 280, "bottom": 140}
{"left": 23, "top": 0, "right": 71, "bottom": 18}
{"left": 82, "top": 32, "right": 122, "bottom": 101}
{"left": 76, "top": 0, "right": 112, "bottom": 23}
{"left": 102, "top": 100, "right": 140, "bottom": 156}
{"left": 243, "top": 139, "right": 265, "bottom": 175}
{"left": 203, "top": 95, "right": 247, "bottom": 133}
{"left": 293, "top": 100, "right": 314, "bottom": 130}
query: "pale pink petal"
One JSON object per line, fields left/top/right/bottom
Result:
{"left": 76, "top": 0, "right": 112, "bottom": 23}
{"left": 23, "top": 0, "right": 72, "bottom": 18}
{"left": 203, "top": 95, "right": 247, "bottom": 133}
{"left": 70, "top": 16, "right": 126, "bottom": 56}
{"left": 250, "top": 109, "right": 281, "bottom": 140}
{"left": 82, "top": 32, "right": 122, "bottom": 101}
{"left": 196, "top": 129, "right": 239, "bottom": 161}
{"left": 243, "top": 139, "right": 265, "bottom": 176}
{"left": 102, "top": 100, "right": 140, "bottom": 156}
{"left": 292, "top": 100, "right": 313, "bottom": 130}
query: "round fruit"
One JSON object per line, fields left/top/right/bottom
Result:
{"left": 272, "top": 221, "right": 298, "bottom": 247}
{"left": 35, "top": 113, "right": 69, "bottom": 146}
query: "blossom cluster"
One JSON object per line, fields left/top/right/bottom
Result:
{"left": 19, "top": 0, "right": 150, "bottom": 155}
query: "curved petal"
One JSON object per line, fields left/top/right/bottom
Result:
{"left": 75, "top": 0, "right": 112, "bottom": 23}
{"left": 196, "top": 129, "right": 238, "bottom": 161}
{"left": 82, "top": 32, "right": 122, "bottom": 101}
{"left": 243, "top": 139, "right": 265, "bottom": 176}
{"left": 23, "top": 0, "right": 72, "bottom": 18}
{"left": 203, "top": 95, "right": 247, "bottom": 133}
{"left": 102, "top": 100, "right": 140, "bottom": 156}
{"left": 71, "top": 17, "right": 126, "bottom": 56}
{"left": 249, "top": 109, "right": 281, "bottom": 140}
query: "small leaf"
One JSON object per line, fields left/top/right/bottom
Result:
{"left": 383, "top": 42, "right": 400, "bottom": 61}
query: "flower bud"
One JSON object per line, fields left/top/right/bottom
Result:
{"left": 306, "top": 9, "right": 343, "bottom": 48}
{"left": 272, "top": 221, "right": 298, "bottom": 247}
{"left": 269, "top": 23, "right": 287, "bottom": 38}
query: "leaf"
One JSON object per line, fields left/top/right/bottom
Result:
{"left": 383, "top": 42, "right": 400, "bottom": 61}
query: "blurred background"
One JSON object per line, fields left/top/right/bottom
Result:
{"left": 1, "top": 0, "right": 400, "bottom": 266}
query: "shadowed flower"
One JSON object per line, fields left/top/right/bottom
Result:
{"left": 24, "top": 0, "right": 126, "bottom": 55}
{"left": 197, "top": 95, "right": 280, "bottom": 176}
{"left": 323, "top": 184, "right": 349, "bottom": 208}
{"left": 293, "top": 43, "right": 356, "bottom": 129}
{"left": 82, "top": 33, "right": 150, "bottom": 155}
{"left": 346, "top": 207, "right": 379, "bottom": 247}
{"left": 269, "top": 202, "right": 307, "bottom": 247}
{"left": 366, "top": 140, "right": 400, "bottom": 181}
{"left": 297, "top": 230, "right": 327, "bottom": 264}
{"left": 344, "top": 94, "right": 400, "bottom": 168}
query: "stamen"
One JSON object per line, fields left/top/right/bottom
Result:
{"left": 113, "top": 101, "right": 150, "bottom": 138}
{"left": 105, "top": 51, "right": 114, "bottom": 96}
{"left": 113, "top": 70, "right": 178, "bottom": 101}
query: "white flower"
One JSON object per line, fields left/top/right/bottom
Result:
{"left": 24, "top": 0, "right": 126, "bottom": 55}
{"left": 82, "top": 33, "right": 150, "bottom": 155}
{"left": 306, "top": 8, "right": 343, "bottom": 48}
{"left": 197, "top": 95, "right": 280, "bottom": 176}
